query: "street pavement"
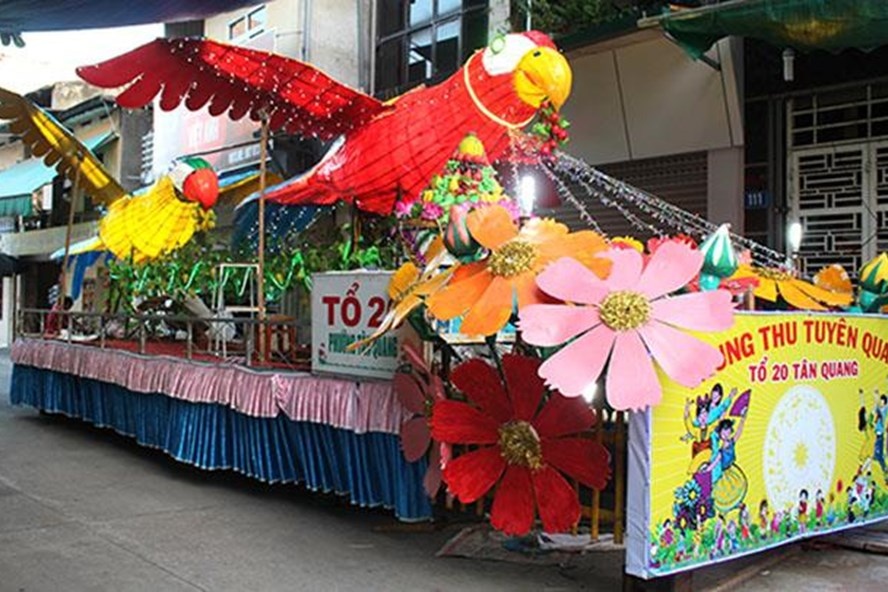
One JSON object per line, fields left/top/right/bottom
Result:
{"left": 0, "top": 352, "right": 622, "bottom": 591}
{"left": 1, "top": 351, "right": 887, "bottom": 591}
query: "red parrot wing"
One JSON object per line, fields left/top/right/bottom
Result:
{"left": 76, "top": 38, "right": 390, "bottom": 141}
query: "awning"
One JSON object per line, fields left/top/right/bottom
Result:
{"left": 0, "top": 1, "right": 265, "bottom": 33}
{"left": 0, "top": 132, "right": 115, "bottom": 216}
{"left": 652, "top": 0, "right": 888, "bottom": 59}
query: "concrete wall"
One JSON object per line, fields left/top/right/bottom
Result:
{"left": 50, "top": 82, "right": 103, "bottom": 111}
{"left": 0, "top": 221, "right": 99, "bottom": 257}
{"left": 489, "top": 0, "right": 511, "bottom": 35}
{"left": 564, "top": 33, "right": 743, "bottom": 165}
{"left": 118, "top": 109, "right": 152, "bottom": 192}
{"left": 0, "top": 276, "right": 15, "bottom": 347}
{"left": 204, "top": 0, "right": 364, "bottom": 88}
{"left": 563, "top": 32, "right": 746, "bottom": 229}
{"left": 0, "top": 142, "right": 23, "bottom": 169}
{"left": 0, "top": 90, "right": 125, "bottom": 347}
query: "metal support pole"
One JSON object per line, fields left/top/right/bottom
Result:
{"left": 139, "top": 318, "right": 146, "bottom": 354}
{"left": 257, "top": 116, "right": 269, "bottom": 362}
{"left": 186, "top": 320, "right": 193, "bottom": 360}
{"left": 59, "top": 163, "right": 82, "bottom": 304}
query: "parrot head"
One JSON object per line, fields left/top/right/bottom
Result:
{"left": 170, "top": 157, "right": 219, "bottom": 210}
{"left": 482, "top": 31, "right": 572, "bottom": 110}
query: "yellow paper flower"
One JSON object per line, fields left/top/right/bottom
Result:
{"left": 731, "top": 264, "right": 852, "bottom": 310}
{"left": 347, "top": 238, "right": 452, "bottom": 351}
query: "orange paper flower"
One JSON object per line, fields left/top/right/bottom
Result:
{"left": 731, "top": 264, "right": 852, "bottom": 310}
{"left": 813, "top": 264, "right": 853, "bottom": 297}
{"left": 427, "top": 206, "right": 610, "bottom": 336}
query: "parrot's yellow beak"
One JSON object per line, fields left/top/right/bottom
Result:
{"left": 514, "top": 46, "right": 572, "bottom": 110}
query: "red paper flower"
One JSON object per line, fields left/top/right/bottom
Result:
{"left": 431, "top": 354, "right": 611, "bottom": 535}
{"left": 395, "top": 342, "right": 448, "bottom": 497}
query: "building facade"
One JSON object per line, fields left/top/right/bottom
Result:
{"left": 0, "top": 83, "right": 150, "bottom": 345}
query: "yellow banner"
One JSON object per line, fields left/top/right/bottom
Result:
{"left": 645, "top": 312, "right": 888, "bottom": 576}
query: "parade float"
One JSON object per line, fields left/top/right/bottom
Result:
{"left": 5, "top": 29, "right": 888, "bottom": 584}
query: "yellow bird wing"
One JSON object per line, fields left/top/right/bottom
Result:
{"left": 98, "top": 198, "right": 138, "bottom": 261}
{"left": 0, "top": 86, "right": 126, "bottom": 206}
{"left": 99, "top": 177, "right": 199, "bottom": 263}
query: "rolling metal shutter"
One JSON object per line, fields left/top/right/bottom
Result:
{"left": 542, "top": 151, "right": 708, "bottom": 240}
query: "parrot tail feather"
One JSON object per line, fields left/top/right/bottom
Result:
{"left": 235, "top": 173, "right": 343, "bottom": 210}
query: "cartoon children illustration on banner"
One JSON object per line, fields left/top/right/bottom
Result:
{"left": 653, "top": 378, "right": 888, "bottom": 574}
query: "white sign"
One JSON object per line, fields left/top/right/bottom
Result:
{"left": 311, "top": 270, "right": 403, "bottom": 380}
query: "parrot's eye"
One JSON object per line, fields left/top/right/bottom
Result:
{"left": 489, "top": 34, "right": 506, "bottom": 55}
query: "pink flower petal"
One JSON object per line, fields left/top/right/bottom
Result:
{"left": 424, "top": 444, "right": 443, "bottom": 498}
{"left": 394, "top": 373, "right": 427, "bottom": 415}
{"left": 605, "top": 330, "right": 662, "bottom": 411}
{"left": 518, "top": 304, "right": 600, "bottom": 347}
{"left": 639, "top": 241, "right": 704, "bottom": 299}
{"left": 491, "top": 466, "right": 535, "bottom": 536}
{"left": 430, "top": 375, "right": 445, "bottom": 401}
{"left": 651, "top": 290, "right": 735, "bottom": 332}
{"left": 638, "top": 321, "right": 724, "bottom": 388}
{"left": 539, "top": 323, "right": 615, "bottom": 398}
{"left": 402, "top": 341, "right": 429, "bottom": 374}
{"left": 603, "top": 248, "right": 644, "bottom": 291}
{"left": 401, "top": 417, "right": 431, "bottom": 462}
{"left": 535, "top": 257, "right": 609, "bottom": 304}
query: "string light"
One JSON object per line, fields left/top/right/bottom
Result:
{"left": 547, "top": 151, "right": 789, "bottom": 270}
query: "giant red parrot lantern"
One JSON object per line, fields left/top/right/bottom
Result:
{"left": 76, "top": 31, "right": 572, "bottom": 216}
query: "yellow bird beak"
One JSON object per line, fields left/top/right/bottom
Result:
{"left": 514, "top": 46, "right": 572, "bottom": 110}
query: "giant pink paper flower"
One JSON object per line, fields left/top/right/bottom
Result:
{"left": 395, "top": 342, "right": 448, "bottom": 497}
{"left": 518, "top": 242, "right": 734, "bottom": 410}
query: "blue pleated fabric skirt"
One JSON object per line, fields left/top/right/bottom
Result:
{"left": 10, "top": 364, "right": 432, "bottom": 521}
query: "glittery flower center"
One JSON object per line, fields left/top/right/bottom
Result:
{"left": 599, "top": 290, "right": 651, "bottom": 331}
{"left": 498, "top": 420, "right": 543, "bottom": 469}
{"left": 488, "top": 240, "right": 537, "bottom": 277}
{"left": 757, "top": 268, "right": 792, "bottom": 282}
